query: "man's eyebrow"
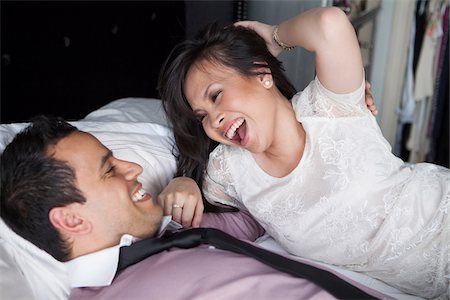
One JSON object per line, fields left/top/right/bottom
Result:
{"left": 99, "top": 150, "right": 113, "bottom": 172}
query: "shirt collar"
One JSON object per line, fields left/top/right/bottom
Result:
{"left": 65, "top": 216, "right": 181, "bottom": 288}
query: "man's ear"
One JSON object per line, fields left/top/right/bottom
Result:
{"left": 49, "top": 206, "right": 92, "bottom": 235}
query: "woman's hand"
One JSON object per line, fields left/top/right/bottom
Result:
{"left": 237, "top": 20, "right": 377, "bottom": 116}
{"left": 365, "top": 81, "right": 378, "bottom": 116}
{"left": 234, "top": 21, "right": 283, "bottom": 57}
{"left": 157, "top": 177, "right": 204, "bottom": 228}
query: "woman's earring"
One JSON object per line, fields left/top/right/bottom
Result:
{"left": 264, "top": 80, "right": 271, "bottom": 88}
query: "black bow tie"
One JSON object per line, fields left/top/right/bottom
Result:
{"left": 118, "top": 228, "right": 376, "bottom": 299}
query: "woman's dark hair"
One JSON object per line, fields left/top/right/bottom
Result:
{"left": 158, "top": 23, "right": 296, "bottom": 211}
{"left": 0, "top": 115, "right": 85, "bottom": 261}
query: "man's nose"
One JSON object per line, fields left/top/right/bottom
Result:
{"left": 120, "top": 160, "right": 143, "bottom": 180}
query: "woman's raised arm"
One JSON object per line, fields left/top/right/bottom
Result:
{"left": 237, "top": 7, "right": 363, "bottom": 94}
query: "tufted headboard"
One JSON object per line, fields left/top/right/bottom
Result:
{"left": 1, "top": 1, "right": 244, "bottom": 123}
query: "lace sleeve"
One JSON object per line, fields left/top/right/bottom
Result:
{"left": 203, "top": 145, "right": 245, "bottom": 210}
{"left": 293, "top": 74, "right": 367, "bottom": 119}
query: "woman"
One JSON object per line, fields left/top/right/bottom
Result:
{"left": 158, "top": 7, "right": 449, "bottom": 298}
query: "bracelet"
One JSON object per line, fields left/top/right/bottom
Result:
{"left": 273, "top": 25, "right": 295, "bottom": 51}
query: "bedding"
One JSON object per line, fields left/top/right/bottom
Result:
{"left": 0, "top": 98, "right": 176, "bottom": 300}
{"left": 0, "top": 98, "right": 424, "bottom": 300}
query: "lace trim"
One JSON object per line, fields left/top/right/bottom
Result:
{"left": 293, "top": 75, "right": 367, "bottom": 119}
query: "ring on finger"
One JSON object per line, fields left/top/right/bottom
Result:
{"left": 172, "top": 204, "right": 183, "bottom": 209}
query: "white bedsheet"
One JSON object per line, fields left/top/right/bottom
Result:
{"left": 257, "top": 234, "right": 424, "bottom": 300}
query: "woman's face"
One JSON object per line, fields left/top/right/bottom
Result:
{"left": 184, "top": 60, "right": 278, "bottom": 154}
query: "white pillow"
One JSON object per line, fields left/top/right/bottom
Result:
{"left": 0, "top": 98, "right": 177, "bottom": 300}
{"left": 83, "top": 97, "right": 169, "bottom": 126}
{"left": 0, "top": 218, "right": 69, "bottom": 300}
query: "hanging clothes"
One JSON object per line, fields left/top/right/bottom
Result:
{"left": 407, "top": 0, "right": 447, "bottom": 163}
{"left": 394, "top": 0, "right": 427, "bottom": 160}
{"left": 427, "top": 4, "right": 449, "bottom": 166}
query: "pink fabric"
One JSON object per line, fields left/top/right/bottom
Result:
{"left": 69, "top": 211, "right": 392, "bottom": 299}
{"left": 200, "top": 210, "right": 265, "bottom": 241}
{"left": 69, "top": 246, "right": 335, "bottom": 300}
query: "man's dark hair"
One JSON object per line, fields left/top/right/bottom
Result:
{"left": 0, "top": 115, "right": 86, "bottom": 261}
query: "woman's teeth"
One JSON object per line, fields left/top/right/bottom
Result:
{"left": 132, "top": 188, "right": 146, "bottom": 202}
{"left": 226, "top": 118, "right": 244, "bottom": 139}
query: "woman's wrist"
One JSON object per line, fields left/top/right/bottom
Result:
{"left": 272, "top": 25, "right": 295, "bottom": 51}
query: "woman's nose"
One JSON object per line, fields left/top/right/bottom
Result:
{"left": 211, "top": 112, "right": 225, "bottom": 129}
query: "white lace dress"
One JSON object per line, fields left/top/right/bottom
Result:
{"left": 203, "top": 76, "right": 450, "bottom": 299}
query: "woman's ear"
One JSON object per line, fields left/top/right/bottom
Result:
{"left": 259, "top": 73, "right": 274, "bottom": 89}
{"left": 254, "top": 65, "right": 274, "bottom": 89}
{"left": 49, "top": 206, "right": 92, "bottom": 235}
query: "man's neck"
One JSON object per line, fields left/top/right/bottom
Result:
{"left": 69, "top": 216, "right": 181, "bottom": 260}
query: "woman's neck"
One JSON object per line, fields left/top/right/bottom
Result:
{"left": 252, "top": 97, "right": 306, "bottom": 178}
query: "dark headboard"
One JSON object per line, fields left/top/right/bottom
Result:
{"left": 1, "top": 1, "right": 244, "bottom": 123}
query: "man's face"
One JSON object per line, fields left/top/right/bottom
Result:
{"left": 52, "top": 131, "right": 163, "bottom": 247}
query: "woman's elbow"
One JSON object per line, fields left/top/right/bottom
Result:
{"left": 319, "top": 7, "right": 354, "bottom": 42}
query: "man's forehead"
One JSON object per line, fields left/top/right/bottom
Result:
{"left": 51, "top": 131, "right": 107, "bottom": 166}
{"left": 53, "top": 131, "right": 90, "bottom": 149}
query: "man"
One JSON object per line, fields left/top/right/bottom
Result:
{"left": 1, "top": 116, "right": 385, "bottom": 299}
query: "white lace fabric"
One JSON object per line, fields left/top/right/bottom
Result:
{"left": 203, "top": 76, "right": 450, "bottom": 299}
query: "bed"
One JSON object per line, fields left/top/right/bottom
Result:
{"left": 0, "top": 98, "right": 425, "bottom": 300}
